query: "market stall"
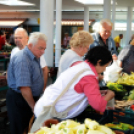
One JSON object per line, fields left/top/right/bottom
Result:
{"left": 28, "top": 71, "right": 134, "bottom": 134}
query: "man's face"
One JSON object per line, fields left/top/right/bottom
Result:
{"left": 99, "top": 23, "right": 112, "bottom": 40}
{"left": 29, "top": 39, "right": 46, "bottom": 58}
{"left": 120, "top": 35, "right": 123, "bottom": 39}
{"left": 14, "top": 31, "right": 28, "bottom": 50}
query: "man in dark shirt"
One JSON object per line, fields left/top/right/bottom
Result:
{"left": 89, "top": 19, "right": 118, "bottom": 86}
{"left": 90, "top": 19, "right": 117, "bottom": 57}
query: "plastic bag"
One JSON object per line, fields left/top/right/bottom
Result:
{"left": 104, "top": 60, "right": 122, "bottom": 83}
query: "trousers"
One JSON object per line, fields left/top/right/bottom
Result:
{"left": 6, "top": 88, "right": 39, "bottom": 134}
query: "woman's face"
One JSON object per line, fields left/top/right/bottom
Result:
{"left": 79, "top": 45, "right": 89, "bottom": 56}
{"left": 95, "top": 61, "right": 111, "bottom": 74}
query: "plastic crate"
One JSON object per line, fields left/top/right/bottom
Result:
{"left": 99, "top": 110, "right": 134, "bottom": 134}
{"left": 71, "top": 106, "right": 106, "bottom": 124}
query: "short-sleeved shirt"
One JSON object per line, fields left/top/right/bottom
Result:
{"left": 118, "top": 45, "right": 134, "bottom": 74}
{"left": 11, "top": 47, "right": 47, "bottom": 68}
{"left": 7, "top": 46, "right": 44, "bottom": 96}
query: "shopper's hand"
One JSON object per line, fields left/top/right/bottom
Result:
{"left": 112, "top": 54, "right": 117, "bottom": 60}
{"left": 100, "top": 90, "right": 107, "bottom": 96}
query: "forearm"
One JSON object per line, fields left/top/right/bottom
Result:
{"left": 104, "top": 90, "right": 115, "bottom": 102}
{"left": 20, "top": 87, "right": 35, "bottom": 111}
{"left": 43, "top": 66, "right": 49, "bottom": 90}
{"left": 118, "top": 61, "right": 122, "bottom": 67}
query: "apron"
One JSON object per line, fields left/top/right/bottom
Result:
{"left": 30, "top": 68, "right": 90, "bottom": 133}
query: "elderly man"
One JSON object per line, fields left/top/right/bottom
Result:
{"left": 89, "top": 19, "right": 117, "bottom": 87}
{"left": 90, "top": 19, "right": 117, "bottom": 57}
{"left": 7, "top": 32, "right": 47, "bottom": 134}
{"left": 11, "top": 28, "right": 49, "bottom": 89}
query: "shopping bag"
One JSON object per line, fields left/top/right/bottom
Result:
{"left": 104, "top": 60, "right": 122, "bottom": 83}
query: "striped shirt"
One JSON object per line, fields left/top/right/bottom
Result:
{"left": 7, "top": 46, "right": 44, "bottom": 96}
{"left": 118, "top": 45, "right": 134, "bottom": 74}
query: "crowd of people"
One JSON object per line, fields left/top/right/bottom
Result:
{"left": 5, "top": 19, "right": 134, "bottom": 134}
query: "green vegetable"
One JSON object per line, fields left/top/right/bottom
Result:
{"left": 128, "top": 93, "right": 134, "bottom": 100}
{"left": 123, "top": 96, "right": 128, "bottom": 100}
{"left": 107, "top": 82, "right": 125, "bottom": 92}
{"left": 116, "top": 84, "right": 123, "bottom": 89}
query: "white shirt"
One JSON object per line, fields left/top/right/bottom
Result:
{"left": 57, "top": 49, "right": 83, "bottom": 77}
{"left": 10, "top": 47, "right": 47, "bottom": 68}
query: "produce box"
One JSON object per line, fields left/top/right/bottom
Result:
{"left": 99, "top": 110, "right": 134, "bottom": 134}
{"left": 106, "top": 82, "right": 127, "bottom": 100}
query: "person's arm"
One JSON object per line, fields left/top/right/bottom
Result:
{"left": 116, "top": 43, "right": 120, "bottom": 48}
{"left": 74, "top": 75, "right": 115, "bottom": 112}
{"left": 112, "top": 54, "right": 118, "bottom": 60}
{"left": 40, "top": 55, "right": 49, "bottom": 90}
{"left": 100, "top": 90, "right": 115, "bottom": 102}
{"left": 20, "top": 86, "right": 35, "bottom": 111}
{"left": 118, "top": 60, "right": 122, "bottom": 67}
{"left": 42, "top": 66, "right": 49, "bottom": 90}
{"left": 111, "top": 39, "right": 118, "bottom": 55}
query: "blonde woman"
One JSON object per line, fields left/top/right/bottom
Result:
{"left": 118, "top": 39, "right": 134, "bottom": 74}
{"left": 57, "top": 30, "right": 94, "bottom": 77}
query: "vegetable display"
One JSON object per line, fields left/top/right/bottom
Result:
{"left": 117, "top": 72, "right": 134, "bottom": 85}
{"left": 31, "top": 118, "right": 115, "bottom": 134}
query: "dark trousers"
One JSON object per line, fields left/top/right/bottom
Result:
{"left": 6, "top": 88, "right": 39, "bottom": 134}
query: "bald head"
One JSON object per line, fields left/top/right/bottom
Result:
{"left": 14, "top": 28, "right": 28, "bottom": 50}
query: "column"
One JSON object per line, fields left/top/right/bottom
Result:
{"left": 40, "top": 0, "right": 54, "bottom": 67}
{"left": 55, "top": 0, "right": 62, "bottom": 67}
{"left": 84, "top": 5, "right": 89, "bottom": 31}
{"left": 103, "top": 0, "right": 111, "bottom": 20}
{"left": 111, "top": 0, "right": 116, "bottom": 37}
{"left": 126, "top": 6, "right": 133, "bottom": 45}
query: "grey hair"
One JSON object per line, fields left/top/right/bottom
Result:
{"left": 100, "top": 19, "right": 113, "bottom": 27}
{"left": 28, "top": 32, "right": 47, "bottom": 46}
{"left": 95, "top": 19, "right": 113, "bottom": 33}
{"left": 14, "top": 27, "right": 28, "bottom": 37}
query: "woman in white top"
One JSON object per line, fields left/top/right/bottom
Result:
{"left": 57, "top": 30, "right": 94, "bottom": 77}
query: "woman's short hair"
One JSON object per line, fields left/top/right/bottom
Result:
{"left": 69, "top": 30, "right": 94, "bottom": 48}
{"left": 85, "top": 46, "right": 112, "bottom": 66}
{"left": 28, "top": 32, "right": 47, "bottom": 46}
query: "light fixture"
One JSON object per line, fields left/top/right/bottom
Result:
{"left": 75, "top": 0, "right": 103, "bottom": 5}
{"left": 0, "top": 0, "right": 35, "bottom": 6}
{"left": 0, "top": 18, "right": 26, "bottom": 27}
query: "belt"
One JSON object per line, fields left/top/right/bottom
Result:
{"left": 9, "top": 88, "right": 21, "bottom": 94}
{"left": 9, "top": 88, "right": 40, "bottom": 101}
